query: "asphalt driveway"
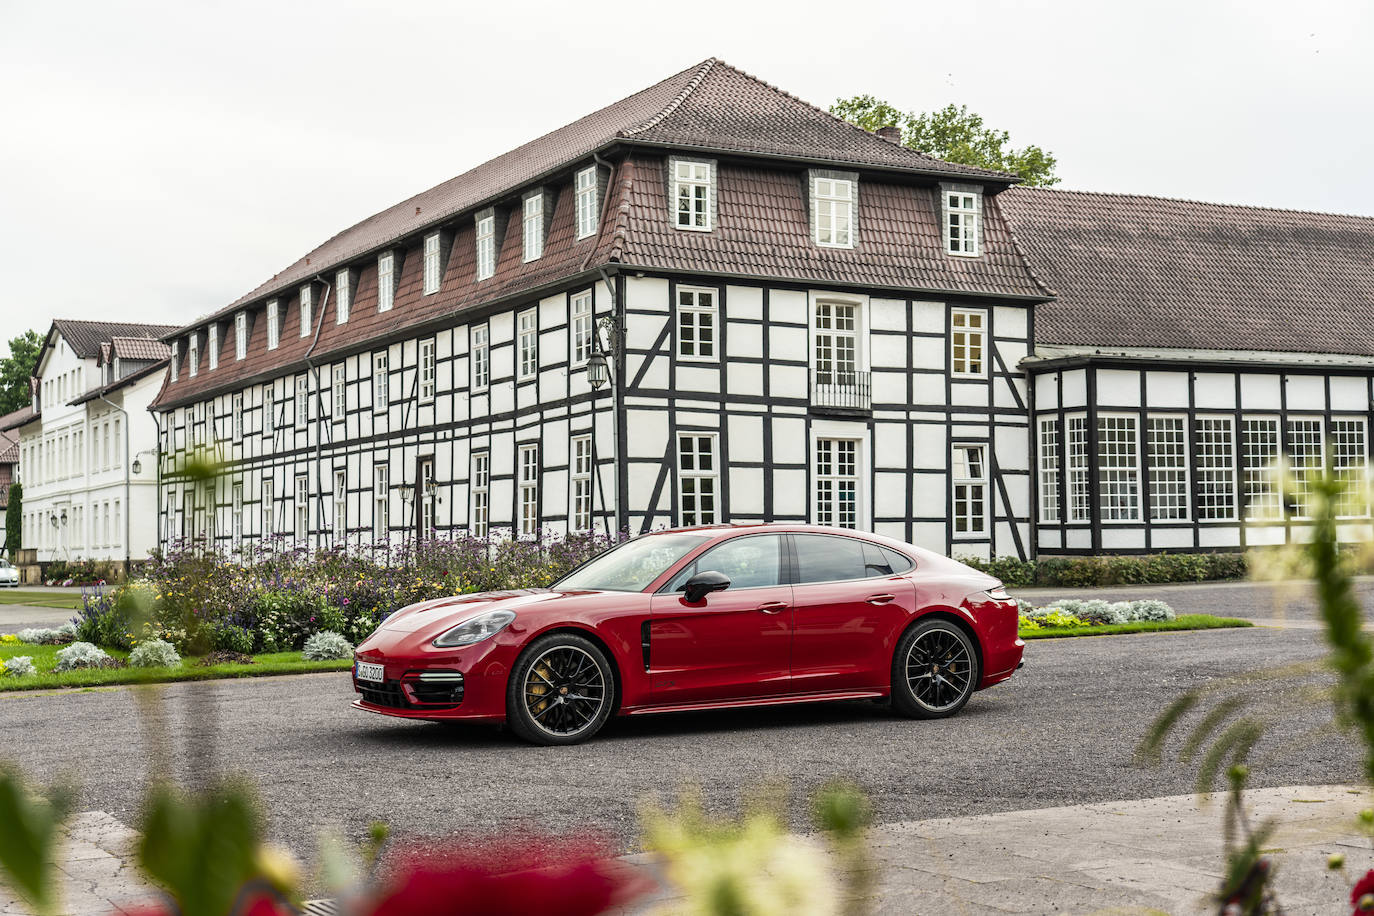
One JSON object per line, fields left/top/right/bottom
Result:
{"left": 1, "top": 578, "right": 1362, "bottom": 856}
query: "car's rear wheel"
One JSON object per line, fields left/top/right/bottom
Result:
{"left": 507, "top": 633, "right": 615, "bottom": 745}
{"left": 891, "top": 618, "right": 979, "bottom": 719}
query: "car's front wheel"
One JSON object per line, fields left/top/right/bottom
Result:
{"left": 507, "top": 632, "right": 615, "bottom": 745}
{"left": 891, "top": 618, "right": 980, "bottom": 719}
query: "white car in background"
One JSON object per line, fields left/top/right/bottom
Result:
{"left": 0, "top": 559, "right": 18, "bottom": 587}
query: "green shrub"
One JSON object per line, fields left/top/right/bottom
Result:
{"left": 128, "top": 638, "right": 181, "bottom": 669}
{"left": 968, "top": 552, "right": 1251, "bottom": 588}
{"left": 302, "top": 630, "right": 354, "bottom": 661}
{"left": 211, "top": 624, "right": 254, "bottom": 655}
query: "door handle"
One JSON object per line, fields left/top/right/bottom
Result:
{"left": 866, "top": 594, "right": 896, "bottom": 605}
{"left": 756, "top": 601, "right": 789, "bottom": 614}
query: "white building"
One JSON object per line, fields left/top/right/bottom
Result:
{"left": 4, "top": 320, "right": 174, "bottom": 572}
{"left": 148, "top": 59, "right": 1374, "bottom": 561}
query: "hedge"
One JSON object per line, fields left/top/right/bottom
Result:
{"left": 959, "top": 552, "right": 1250, "bottom": 588}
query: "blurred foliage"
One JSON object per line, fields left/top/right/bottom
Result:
{"left": 0, "top": 766, "right": 74, "bottom": 915}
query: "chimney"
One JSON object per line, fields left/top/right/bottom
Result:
{"left": 874, "top": 125, "right": 902, "bottom": 144}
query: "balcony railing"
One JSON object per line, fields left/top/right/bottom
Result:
{"left": 811, "top": 370, "right": 871, "bottom": 411}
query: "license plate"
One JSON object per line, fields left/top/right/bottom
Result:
{"left": 355, "top": 661, "right": 385, "bottom": 683}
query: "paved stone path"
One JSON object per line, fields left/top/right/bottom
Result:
{"left": 7, "top": 785, "right": 1369, "bottom": 915}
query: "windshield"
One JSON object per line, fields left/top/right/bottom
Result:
{"left": 554, "top": 533, "right": 710, "bottom": 592}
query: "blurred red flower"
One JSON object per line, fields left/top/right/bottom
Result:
{"left": 1352, "top": 870, "right": 1374, "bottom": 913}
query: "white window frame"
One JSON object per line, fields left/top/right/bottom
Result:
{"left": 332, "top": 364, "right": 345, "bottom": 421}
{"left": 235, "top": 312, "right": 247, "bottom": 360}
{"left": 1286, "top": 417, "right": 1324, "bottom": 519}
{"left": 372, "top": 464, "right": 389, "bottom": 541}
{"left": 945, "top": 189, "right": 981, "bottom": 256}
{"left": 266, "top": 300, "right": 279, "bottom": 350}
{"left": 522, "top": 193, "right": 544, "bottom": 262}
{"left": 1038, "top": 418, "right": 1060, "bottom": 523}
{"left": 336, "top": 269, "right": 351, "bottom": 324}
{"left": 232, "top": 393, "right": 243, "bottom": 440}
{"left": 294, "top": 374, "right": 308, "bottom": 429}
{"left": 261, "top": 479, "right": 274, "bottom": 538}
{"left": 419, "top": 339, "right": 436, "bottom": 404}
{"left": 1146, "top": 415, "right": 1189, "bottom": 521}
{"left": 423, "top": 232, "right": 442, "bottom": 295}
{"left": 418, "top": 457, "right": 435, "bottom": 537}
{"left": 474, "top": 214, "right": 495, "bottom": 281}
{"left": 262, "top": 383, "right": 274, "bottom": 438}
{"left": 1331, "top": 417, "right": 1369, "bottom": 518}
{"left": 294, "top": 474, "right": 310, "bottom": 541}
{"left": 517, "top": 309, "right": 538, "bottom": 380}
{"left": 1195, "top": 416, "right": 1237, "bottom": 522}
{"left": 677, "top": 287, "right": 717, "bottom": 362}
{"left": 471, "top": 324, "right": 490, "bottom": 391}
{"left": 952, "top": 443, "right": 988, "bottom": 537}
{"left": 518, "top": 443, "right": 539, "bottom": 537}
{"left": 812, "top": 299, "right": 863, "bottom": 386}
{"left": 372, "top": 351, "right": 389, "bottom": 411}
{"left": 571, "top": 434, "right": 593, "bottom": 532}
{"left": 188, "top": 335, "right": 198, "bottom": 377}
{"left": 299, "top": 285, "right": 313, "bottom": 338}
{"left": 950, "top": 308, "right": 987, "bottom": 378}
{"left": 1067, "top": 415, "right": 1090, "bottom": 522}
{"left": 170, "top": 341, "right": 179, "bottom": 381}
{"left": 813, "top": 435, "right": 861, "bottom": 529}
{"left": 672, "top": 159, "right": 712, "bottom": 231}
{"left": 1097, "top": 414, "right": 1141, "bottom": 522}
{"left": 207, "top": 325, "right": 218, "bottom": 370}
{"left": 333, "top": 468, "right": 347, "bottom": 538}
{"left": 377, "top": 251, "right": 395, "bottom": 312}
{"left": 812, "top": 175, "right": 855, "bottom": 249}
{"left": 678, "top": 433, "right": 719, "bottom": 527}
{"left": 571, "top": 291, "right": 593, "bottom": 366}
{"left": 574, "top": 166, "right": 598, "bottom": 239}
{"left": 470, "top": 451, "right": 490, "bottom": 538}
{"left": 1241, "top": 416, "right": 1282, "bottom": 520}
{"left": 231, "top": 482, "right": 243, "bottom": 544}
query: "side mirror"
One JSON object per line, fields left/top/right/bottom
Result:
{"left": 681, "top": 570, "right": 731, "bottom": 603}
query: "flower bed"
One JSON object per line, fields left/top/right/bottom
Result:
{"left": 1017, "top": 598, "right": 1250, "bottom": 638}
{"left": 74, "top": 532, "right": 617, "bottom": 656}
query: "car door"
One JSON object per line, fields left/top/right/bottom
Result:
{"left": 787, "top": 533, "right": 917, "bottom": 692}
{"left": 647, "top": 533, "right": 792, "bottom": 704}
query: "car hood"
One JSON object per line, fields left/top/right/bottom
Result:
{"left": 364, "top": 587, "right": 614, "bottom": 641}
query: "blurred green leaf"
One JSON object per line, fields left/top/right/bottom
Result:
{"left": 0, "top": 765, "right": 75, "bottom": 916}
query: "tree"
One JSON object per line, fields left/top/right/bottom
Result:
{"left": 5, "top": 481, "right": 20, "bottom": 559}
{"left": 831, "top": 95, "right": 1060, "bottom": 187}
{"left": 0, "top": 330, "right": 41, "bottom": 415}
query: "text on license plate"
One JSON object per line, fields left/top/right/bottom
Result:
{"left": 356, "top": 661, "right": 385, "bottom": 683}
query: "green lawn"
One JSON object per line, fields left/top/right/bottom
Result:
{"left": 1021, "top": 614, "right": 1252, "bottom": 640}
{"left": 0, "top": 642, "right": 351, "bottom": 691}
{"left": 0, "top": 590, "right": 86, "bottom": 609}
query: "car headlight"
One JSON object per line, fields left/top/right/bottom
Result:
{"left": 432, "top": 610, "right": 516, "bottom": 648}
{"left": 985, "top": 586, "right": 1011, "bottom": 601}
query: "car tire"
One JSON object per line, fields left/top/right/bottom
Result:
{"left": 890, "top": 618, "right": 980, "bottom": 720}
{"left": 506, "top": 632, "right": 616, "bottom": 746}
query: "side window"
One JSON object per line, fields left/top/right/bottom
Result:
{"left": 793, "top": 534, "right": 870, "bottom": 584}
{"left": 666, "top": 535, "right": 785, "bottom": 592}
{"left": 862, "top": 542, "right": 915, "bottom": 577}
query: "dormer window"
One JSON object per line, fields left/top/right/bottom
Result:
{"left": 944, "top": 186, "right": 981, "bottom": 256}
{"left": 475, "top": 211, "right": 495, "bottom": 281}
{"left": 574, "top": 166, "right": 598, "bottom": 239}
{"left": 207, "top": 324, "right": 218, "bottom": 370}
{"left": 522, "top": 192, "right": 545, "bottom": 262}
{"left": 266, "top": 300, "right": 280, "bottom": 350}
{"left": 170, "top": 342, "right": 179, "bottom": 382}
{"left": 235, "top": 312, "right": 247, "bottom": 360}
{"left": 377, "top": 251, "right": 395, "bottom": 312}
{"left": 672, "top": 158, "right": 714, "bottom": 231}
{"left": 810, "top": 171, "right": 857, "bottom": 249}
{"left": 188, "top": 334, "right": 199, "bottom": 377}
{"left": 423, "top": 233, "right": 442, "bottom": 294}
{"left": 299, "top": 285, "right": 313, "bottom": 337}
{"left": 336, "top": 269, "right": 352, "bottom": 323}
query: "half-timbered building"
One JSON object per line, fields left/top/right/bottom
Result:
{"left": 150, "top": 58, "right": 1046, "bottom": 561}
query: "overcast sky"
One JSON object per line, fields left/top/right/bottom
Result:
{"left": 2, "top": 0, "right": 1370, "bottom": 349}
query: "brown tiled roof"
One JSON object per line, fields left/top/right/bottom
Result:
{"left": 0, "top": 407, "right": 36, "bottom": 434}
{"left": 0, "top": 434, "right": 16, "bottom": 465}
{"left": 50, "top": 320, "right": 179, "bottom": 359}
{"left": 71, "top": 358, "right": 170, "bottom": 407}
{"left": 615, "top": 155, "right": 1044, "bottom": 297}
{"left": 1000, "top": 187, "right": 1374, "bottom": 357}
{"left": 110, "top": 336, "right": 172, "bottom": 362}
{"left": 183, "top": 58, "right": 1015, "bottom": 334}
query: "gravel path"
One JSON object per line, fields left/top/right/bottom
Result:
{"left": 3, "top": 579, "right": 1363, "bottom": 857}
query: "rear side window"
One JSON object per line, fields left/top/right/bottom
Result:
{"left": 665, "top": 534, "right": 786, "bottom": 591}
{"left": 793, "top": 534, "right": 913, "bottom": 584}
{"left": 863, "top": 542, "right": 914, "bottom": 576}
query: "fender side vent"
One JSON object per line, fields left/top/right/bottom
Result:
{"left": 640, "top": 621, "right": 651, "bottom": 671}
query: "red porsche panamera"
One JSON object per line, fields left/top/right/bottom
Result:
{"left": 352, "top": 524, "right": 1023, "bottom": 745}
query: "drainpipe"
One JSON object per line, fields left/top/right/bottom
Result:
{"left": 94, "top": 392, "right": 131, "bottom": 575}
{"left": 304, "top": 276, "right": 332, "bottom": 549}
{"left": 595, "top": 265, "right": 626, "bottom": 535}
